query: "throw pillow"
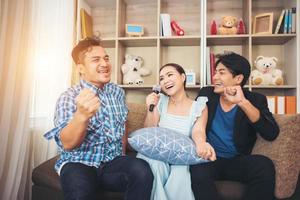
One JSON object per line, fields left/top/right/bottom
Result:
{"left": 128, "top": 127, "right": 208, "bottom": 165}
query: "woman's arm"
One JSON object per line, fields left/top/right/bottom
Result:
{"left": 192, "top": 106, "right": 216, "bottom": 161}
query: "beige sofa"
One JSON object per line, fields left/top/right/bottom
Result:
{"left": 32, "top": 103, "right": 300, "bottom": 200}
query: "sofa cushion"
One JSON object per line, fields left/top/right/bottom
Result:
{"left": 252, "top": 114, "right": 300, "bottom": 199}
{"left": 32, "top": 156, "right": 61, "bottom": 191}
{"left": 128, "top": 127, "right": 207, "bottom": 165}
{"left": 127, "top": 103, "right": 147, "bottom": 133}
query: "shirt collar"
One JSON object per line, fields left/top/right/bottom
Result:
{"left": 80, "top": 79, "right": 103, "bottom": 94}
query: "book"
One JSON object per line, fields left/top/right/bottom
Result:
{"left": 206, "top": 47, "right": 211, "bottom": 85}
{"left": 277, "top": 96, "right": 285, "bottom": 114}
{"left": 283, "top": 9, "right": 289, "bottom": 34}
{"left": 288, "top": 8, "right": 292, "bottom": 33}
{"left": 80, "top": 8, "right": 93, "bottom": 38}
{"left": 292, "top": 7, "right": 296, "bottom": 33}
{"left": 210, "top": 52, "right": 216, "bottom": 84}
{"left": 285, "top": 96, "right": 296, "bottom": 114}
{"left": 160, "top": 14, "right": 172, "bottom": 36}
{"left": 274, "top": 9, "right": 285, "bottom": 34}
{"left": 267, "top": 96, "right": 277, "bottom": 114}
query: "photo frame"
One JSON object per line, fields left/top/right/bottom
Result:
{"left": 186, "top": 70, "right": 196, "bottom": 85}
{"left": 126, "top": 24, "right": 144, "bottom": 37}
{"left": 253, "top": 13, "right": 273, "bottom": 34}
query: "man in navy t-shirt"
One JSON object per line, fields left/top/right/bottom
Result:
{"left": 190, "top": 52, "right": 279, "bottom": 200}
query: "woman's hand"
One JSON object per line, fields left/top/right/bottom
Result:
{"left": 145, "top": 92, "right": 160, "bottom": 111}
{"left": 195, "top": 142, "right": 216, "bottom": 161}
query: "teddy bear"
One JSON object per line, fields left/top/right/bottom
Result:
{"left": 218, "top": 16, "right": 238, "bottom": 35}
{"left": 121, "top": 54, "right": 151, "bottom": 85}
{"left": 251, "top": 56, "right": 283, "bottom": 85}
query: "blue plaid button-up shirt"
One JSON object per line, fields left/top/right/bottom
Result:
{"left": 44, "top": 79, "right": 128, "bottom": 174}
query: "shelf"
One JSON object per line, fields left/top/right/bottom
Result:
{"left": 251, "top": 34, "right": 296, "bottom": 45}
{"left": 160, "top": 36, "right": 201, "bottom": 46}
{"left": 118, "top": 37, "right": 157, "bottom": 47}
{"left": 206, "top": 35, "right": 249, "bottom": 46}
{"left": 251, "top": 85, "right": 297, "bottom": 89}
{"left": 120, "top": 84, "right": 153, "bottom": 89}
{"left": 120, "top": 84, "right": 201, "bottom": 90}
{"left": 186, "top": 85, "right": 201, "bottom": 89}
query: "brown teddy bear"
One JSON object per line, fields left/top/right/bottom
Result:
{"left": 218, "top": 16, "right": 238, "bottom": 35}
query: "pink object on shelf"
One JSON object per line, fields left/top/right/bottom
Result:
{"left": 171, "top": 20, "right": 184, "bottom": 36}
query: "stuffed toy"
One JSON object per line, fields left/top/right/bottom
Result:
{"left": 121, "top": 54, "right": 151, "bottom": 85}
{"left": 218, "top": 16, "right": 238, "bottom": 35}
{"left": 251, "top": 56, "right": 283, "bottom": 85}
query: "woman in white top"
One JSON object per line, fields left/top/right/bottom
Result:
{"left": 137, "top": 63, "right": 216, "bottom": 200}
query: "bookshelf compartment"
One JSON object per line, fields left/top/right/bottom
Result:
{"left": 85, "top": 0, "right": 116, "bottom": 39}
{"left": 252, "top": 0, "right": 297, "bottom": 35}
{"left": 206, "top": 0, "right": 249, "bottom": 35}
{"left": 118, "top": 0, "right": 158, "bottom": 37}
{"left": 251, "top": 44, "right": 297, "bottom": 87}
{"left": 161, "top": 0, "right": 201, "bottom": 36}
{"left": 160, "top": 46, "right": 201, "bottom": 86}
{"left": 117, "top": 43, "right": 158, "bottom": 86}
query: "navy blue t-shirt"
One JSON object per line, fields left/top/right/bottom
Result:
{"left": 207, "top": 102, "right": 238, "bottom": 158}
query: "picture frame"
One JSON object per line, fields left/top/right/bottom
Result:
{"left": 126, "top": 24, "right": 144, "bottom": 37}
{"left": 186, "top": 70, "right": 196, "bottom": 85}
{"left": 253, "top": 12, "right": 273, "bottom": 34}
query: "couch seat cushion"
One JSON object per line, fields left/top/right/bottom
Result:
{"left": 252, "top": 114, "right": 300, "bottom": 199}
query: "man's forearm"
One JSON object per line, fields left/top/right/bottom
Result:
{"left": 60, "top": 113, "right": 89, "bottom": 151}
{"left": 238, "top": 99, "right": 260, "bottom": 123}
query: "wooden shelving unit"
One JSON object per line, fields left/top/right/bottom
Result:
{"left": 77, "top": 0, "right": 299, "bottom": 111}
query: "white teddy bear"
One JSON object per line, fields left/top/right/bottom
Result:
{"left": 251, "top": 56, "right": 283, "bottom": 85}
{"left": 121, "top": 54, "right": 151, "bottom": 85}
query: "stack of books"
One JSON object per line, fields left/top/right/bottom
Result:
{"left": 267, "top": 96, "right": 297, "bottom": 114}
{"left": 274, "top": 7, "right": 296, "bottom": 34}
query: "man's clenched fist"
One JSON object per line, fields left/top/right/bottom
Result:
{"left": 75, "top": 89, "right": 100, "bottom": 120}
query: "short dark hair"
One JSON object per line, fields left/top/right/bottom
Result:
{"left": 160, "top": 63, "right": 186, "bottom": 89}
{"left": 215, "top": 52, "right": 251, "bottom": 87}
{"left": 71, "top": 38, "right": 101, "bottom": 64}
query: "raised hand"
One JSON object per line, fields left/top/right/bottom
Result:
{"left": 146, "top": 92, "right": 160, "bottom": 111}
{"left": 75, "top": 89, "right": 100, "bottom": 121}
{"left": 223, "top": 85, "right": 246, "bottom": 105}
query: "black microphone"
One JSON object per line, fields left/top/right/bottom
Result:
{"left": 149, "top": 85, "right": 161, "bottom": 112}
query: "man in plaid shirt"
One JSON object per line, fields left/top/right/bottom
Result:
{"left": 44, "top": 38, "right": 153, "bottom": 200}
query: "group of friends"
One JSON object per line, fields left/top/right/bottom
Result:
{"left": 44, "top": 38, "right": 279, "bottom": 200}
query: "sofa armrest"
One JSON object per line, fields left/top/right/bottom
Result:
{"left": 252, "top": 114, "right": 300, "bottom": 199}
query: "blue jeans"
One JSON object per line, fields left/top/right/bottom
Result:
{"left": 60, "top": 156, "right": 154, "bottom": 200}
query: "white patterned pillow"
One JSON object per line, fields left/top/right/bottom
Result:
{"left": 128, "top": 127, "right": 208, "bottom": 165}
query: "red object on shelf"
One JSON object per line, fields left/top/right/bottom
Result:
{"left": 171, "top": 20, "right": 184, "bottom": 36}
{"left": 210, "top": 20, "right": 217, "bottom": 35}
{"left": 237, "top": 18, "right": 246, "bottom": 34}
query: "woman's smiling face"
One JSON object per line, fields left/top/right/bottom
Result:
{"left": 159, "top": 65, "right": 186, "bottom": 96}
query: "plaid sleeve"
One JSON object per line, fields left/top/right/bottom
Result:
{"left": 44, "top": 91, "right": 76, "bottom": 148}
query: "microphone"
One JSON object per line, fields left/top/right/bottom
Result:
{"left": 149, "top": 85, "right": 161, "bottom": 112}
